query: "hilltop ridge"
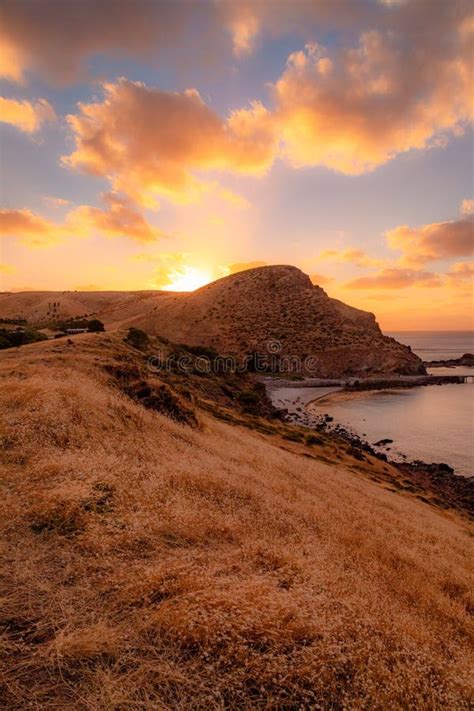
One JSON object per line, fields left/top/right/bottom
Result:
{"left": 0, "top": 266, "right": 424, "bottom": 376}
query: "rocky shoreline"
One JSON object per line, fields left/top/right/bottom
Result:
{"left": 280, "top": 399, "right": 474, "bottom": 519}
{"left": 424, "top": 352, "right": 474, "bottom": 368}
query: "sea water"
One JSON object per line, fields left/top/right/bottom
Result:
{"left": 316, "top": 332, "right": 474, "bottom": 475}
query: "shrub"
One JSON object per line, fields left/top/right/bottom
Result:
{"left": 306, "top": 434, "right": 323, "bottom": 446}
{"left": 0, "top": 328, "right": 47, "bottom": 349}
{"left": 87, "top": 319, "right": 105, "bottom": 332}
{"left": 124, "top": 327, "right": 150, "bottom": 351}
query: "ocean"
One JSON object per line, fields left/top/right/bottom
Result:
{"left": 386, "top": 330, "right": 474, "bottom": 362}
{"left": 272, "top": 332, "right": 474, "bottom": 476}
{"left": 320, "top": 331, "right": 474, "bottom": 475}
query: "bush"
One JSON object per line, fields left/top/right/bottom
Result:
{"left": 56, "top": 318, "right": 105, "bottom": 332}
{"left": 237, "top": 390, "right": 261, "bottom": 406}
{"left": 0, "top": 328, "right": 47, "bottom": 349}
{"left": 306, "top": 434, "right": 323, "bottom": 446}
{"left": 87, "top": 319, "right": 105, "bottom": 332}
{"left": 179, "top": 344, "right": 219, "bottom": 360}
{"left": 124, "top": 327, "right": 150, "bottom": 351}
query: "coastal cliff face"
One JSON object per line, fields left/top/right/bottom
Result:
{"left": 128, "top": 265, "right": 425, "bottom": 376}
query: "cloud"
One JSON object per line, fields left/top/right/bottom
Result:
{"left": 221, "top": 0, "right": 377, "bottom": 56}
{"left": 310, "top": 272, "right": 332, "bottom": 286}
{"left": 271, "top": 0, "right": 473, "bottom": 174}
{"left": 64, "top": 79, "right": 276, "bottom": 207}
{"left": 0, "top": 262, "right": 15, "bottom": 274}
{"left": 346, "top": 268, "right": 442, "bottom": 289}
{"left": 386, "top": 215, "right": 474, "bottom": 265}
{"left": 446, "top": 261, "right": 474, "bottom": 285}
{"left": 67, "top": 193, "right": 166, "bottom": 243}
{"left": 0, "top": 0, "right": 373, "bottom": 84}
{"left": 60, "top": 2, "right": 473, "bottom": 204}
{"left": 461, "top": 198, "right": 474, "bottom": 215}
{"left": 44, "top": 196, "right": 71, "bottom": 207}
{"left": 0, "top": 194, "right": 165, "bottom": 246}
{"left": 0, "top": 208, "right": 62, "bottom": 246}
{"left": 226, "top": 261, "right": 267, "bottom": 275}
{"left": 0, "top": 0, "right": 192, "bottom": 84}
{"left": 149, "top": 252, "right": 193, "bottom": 289}
{"left": 0, "top": 97, "right": 55, "bottom": 133}
{"left": 319, "top": 248, "right": 384, "bottom": 268}
{"left": 228, "top": 12, "right": 260, "bottom": 56}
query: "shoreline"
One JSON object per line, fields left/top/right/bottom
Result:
{"left": 267, "top": 383, "right": 473, "bottom": 518}
{"left": 306, "top": 411, "right": 474, "bottom": 519}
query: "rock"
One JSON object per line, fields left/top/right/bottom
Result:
{"left": 373, "top": 438, "right": 394, "bottom": 446}
{"left": 424, "top": 353, "right": 474, "bottom": 367}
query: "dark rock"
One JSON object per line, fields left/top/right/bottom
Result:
{"left": 425, "top": 353, "right": 474, "bottom": 368}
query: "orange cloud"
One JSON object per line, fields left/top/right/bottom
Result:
{"left": 67, "top": 193, "right": 166, "bottom": 243}
{"left": 44, "top": 196, "right": 71, "bottom": 207}
{"left": 446, "top": 261, "right": 474, "bottom": 285}
{"left": 64, "top": 79, "right": 276, "bottom": 207}
{"left": 346, "top": 268, "right": 442, "bottom": 290}
{"left": 0, "top": 195, "right": 164, "bottom": 246}
{"left": 226, "top": 261, "right": 267, "bottom": 275}
{"left": 319, "top": 248, "right": 384, "bottom": 268}
{"left": 0, "top": 262, "right": 15, "bottom": 274}
{"left": 272, "top": 3, "right": 473, "bottom": 175}
{"left": 221, "top": 0, "right": 377, "bottom": 55}
{"left": 228, "top": 12, "right": 260, "bottom": 56}
{"left": 0, "top": 97, "right": 55, "bottom": 132}
{"left": 310, "top": 272, "right": 333, "bottom": 286}
{"left": 386, "top": 215, "right": 474, "bottom": 265}
{"left": 0, "top": 209, "right": 61, "bottom": 246}
{"left": 461, "top": 198, "right": 474, "bottom": 215}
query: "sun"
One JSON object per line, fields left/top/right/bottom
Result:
{"left": 165, "top": 266, "right": 213, "bottom": 292}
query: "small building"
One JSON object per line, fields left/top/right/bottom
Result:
{"left": 66, "top": 328, "right": 89, "bottom": 335}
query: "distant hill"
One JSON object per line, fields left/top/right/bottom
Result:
{"left": 0, "top": 265, "right": 424, "bottom": 376}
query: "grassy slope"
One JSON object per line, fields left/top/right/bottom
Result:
{"left": 1, "top": 335, "right": 473, "bottom": 709}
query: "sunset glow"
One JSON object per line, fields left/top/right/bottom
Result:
{"left": 1, "top": 5, "right": 473, "bottom": 707}
{"left": 0, "top": 0, "right": 472, "bottom": 329}
{"left": 163, "top": 266, "right": 213, "bottom": 292}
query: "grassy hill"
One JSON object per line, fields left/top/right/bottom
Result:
{"left": 0, "top": 266, "right": 424, "bottom": 376}
{"left": 1, "top": 333, "right": 472, "bottom": 709}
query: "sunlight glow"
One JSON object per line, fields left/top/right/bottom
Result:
{"left": 165, "top": 266, "right": 213, "bottom": 292}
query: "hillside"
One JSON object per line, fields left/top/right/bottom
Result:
{"left": 0, "top": 266, "right": 424, "bottom": 376}
{"left": 1, "top": 334, "right": 473, "bottom": 709}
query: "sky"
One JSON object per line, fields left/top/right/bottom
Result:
{"left": 0, "top": 0, "right": 473, "bottom": 330}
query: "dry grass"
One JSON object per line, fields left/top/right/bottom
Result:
{"left": 1, "top": 336, "right": 473, "bottom": 709}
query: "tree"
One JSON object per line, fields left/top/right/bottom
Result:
{"left": 87, "top": 319, "right": 105, "bottom": 332}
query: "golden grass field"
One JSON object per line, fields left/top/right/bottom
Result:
{"left": 1, "top": 334, "right": 473, "bottom": 709}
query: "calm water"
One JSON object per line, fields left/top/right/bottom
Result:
{"left": 320, "top": 332, "right": 474, "bottom": 475}
{"left": 310, "top": 386, "right": 474, "bottom": 476}
{"left": 273, "top": 332, "right": 474, "bottom": 475}
{"left": 387, "top": 330, "right": 474, "bottom": 362}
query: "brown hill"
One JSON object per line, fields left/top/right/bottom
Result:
{"left": 0, "top": 266, "right": 424, "bottom": 376}
{"left": 1, "top": 334, "right": 473, "bottom": 708}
